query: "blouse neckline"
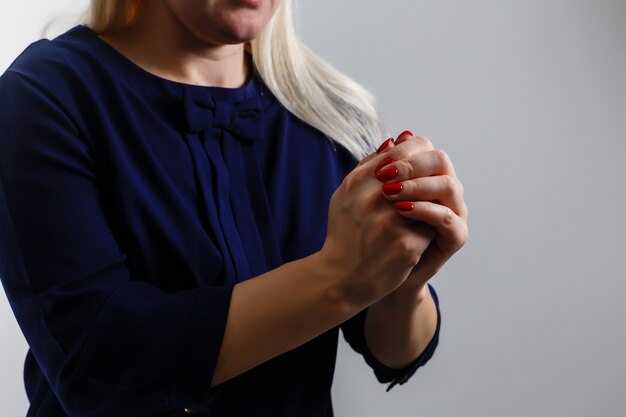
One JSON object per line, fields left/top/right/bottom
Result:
{"left": 74, "top": 24, "right": 258, "bottom": 101}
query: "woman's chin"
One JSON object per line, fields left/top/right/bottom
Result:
{"left": 215, "top": 22, "right": 266, "bottom": 44}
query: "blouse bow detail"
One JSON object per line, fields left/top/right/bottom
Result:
{"left": 179, "top": 80, "right": 282, "bottom": 286}
{"left": 183, "top": 87, "right": 264, "bottom": 142}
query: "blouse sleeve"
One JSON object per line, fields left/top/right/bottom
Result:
{"left": 0, "top": 70, "right": 232, "bottom": 415}
{"left": 340, "top": 284, "right": 441, "bottom": 391}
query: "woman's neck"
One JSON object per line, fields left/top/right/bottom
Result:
{"left": 99, "top": 1, "right": 249, "bottom": 88}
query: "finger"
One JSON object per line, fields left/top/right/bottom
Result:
{"left": 394, "top": 130, "right": 414, "bottom": 145}
{"left": 371, "top": 136, "right": 434, "bottom": 178}
{"left": 389, "top": 135, "right": 435, "bottom": 159}
{"left": 374, "top": 136, "right": 436, "bottom": 176}
{"left": 409, "top": 221, "right": 438, "bottom": 246}
{"left": 381, "top": 175, "right": 467, "bottom": 218}
{"left": 358, "top": 137, "right": 397, "bottom": 167}
{"left": 393, "top": 201, "right": 468, "bottom": 250}
{"left": 376, "top": 148, "right": 460, "bottom": 184}
{"left": 406, "top": 239, "right": 451, "bottom": 285}
{"left": 375, "top": 137, "right": 395, "bottom": 154}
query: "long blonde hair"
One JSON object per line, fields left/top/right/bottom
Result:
{"left": 87, "top": 0, "right": 383, "bottom": 159}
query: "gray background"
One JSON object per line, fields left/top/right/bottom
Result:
{"left": 1, "top": 1, "right": 625, "bottom": 416}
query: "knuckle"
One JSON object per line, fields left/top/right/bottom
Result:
{"left": 456, "top": 201, "right": 469, "bottom": 220}
{"left": 354, "top": 163, "right": 370, "bottom": 178}
{"left": 441, "top": 175, "right": 456, "bottom": 194}
{"left": 375, "top": 211, "right": 398, "bottom": 233}
{"left": 391, "top": 146, "right": 410, "bottom": 161}
{"left": 394, "top": 235, "right": 421, "bottom": 264}
{"left": 459, "top": 223, "right": 469, "bottom": 244}
{"left": 343, "top": 178, "right": 356, "bottom": 194}
{"left": 408, "top": 179, "right": 421, "bottom": 196}
{"left": 434, "top": 149, "right": 451, "bottom": 168}
{"left": 441, "top": 206, "right": 456, "bottom": 228}
{"left": 457, "top": 180, "right": 465, "bottom": 196}
{"left": 342, "top": 170, "right": 362, "bottom": 193}
{"left": 425, "top": 202, "right": 438, "bottom": 219}
{"left": 415, "top": 135, "right": 434, "bottom": 150}
{"left": 435, "top": 148, "right": 449, "bottom": 160}
{"left": 399, "top": 159, "right": 415, "bottom": 179}
{"left": 452, "top": 223, "right": 469, "bottom": 251}
{"left": 362, "top": 190, "right": 381, "bottom": 211}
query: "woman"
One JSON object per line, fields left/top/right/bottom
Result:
{"left": 0, "top": 0, "right": 468, "bottom": 416}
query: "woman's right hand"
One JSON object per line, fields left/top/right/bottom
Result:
{"left": 317, "top": 139, "right": 436, "bottom": 309}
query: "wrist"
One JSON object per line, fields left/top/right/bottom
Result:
{"left": 378, "top": 282, "right": 430, "bottom": 310}
{"left": 306, "top": 251, "right": 364, "bottom": 319}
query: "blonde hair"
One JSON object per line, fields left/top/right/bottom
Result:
{"left": 88, "top": 0, "right": 142, "bottom": 34}
{"left": 87, "top": 0, "right": 383, "bottom": 159}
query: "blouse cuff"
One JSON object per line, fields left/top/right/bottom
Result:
{"left": 344, "top": 283, "right": 441, "bottom": 392}
{"left": 385, "top": 284, "right": 441, "bottom": 391}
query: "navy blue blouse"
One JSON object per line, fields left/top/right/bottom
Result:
{"left": 0, "top": 25, "right": 440, "bottom": 417}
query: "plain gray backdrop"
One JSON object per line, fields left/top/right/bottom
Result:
{"left": 1, "top": 1, "right": 625, "bottom": 416}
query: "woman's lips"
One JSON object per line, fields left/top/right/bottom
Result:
{"left": 237, "top": 0, "right": 262, "bottom": 7}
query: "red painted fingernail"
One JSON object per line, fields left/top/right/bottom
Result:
{"left": 375, "top": 157, "right": 394, "bottom": 174}
{"left": 382, "top": 183, "right": 403, "bottom": 195}
{"left": 375, "top": 165, "right": 398, "bottom": 182}
{"left": 376, "top": 137, "right": 394, "bottom": 154}
{"left": 394, "top": 202, "right": 414, "bottom": 211}
{"left": 396, "top": 130, "right": 414, "bottom": 140}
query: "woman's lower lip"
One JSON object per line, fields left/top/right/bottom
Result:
{"left": 238, "top": 0, "right": 262, "bottom": 6}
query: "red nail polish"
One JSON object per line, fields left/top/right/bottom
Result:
{"left": 396, "top": 130, "right": 414, "bottom": 140}
{"left": 394, "top": 202, "right": 414, "bottom": 211}
{"left": 375, "top": 157, "right": 394, "bottom": 174}
{"left": 376, "top": 138, "right": 394, "bottom": 154}
{"left": 376, "top": 165, "right": 398, "bottom": 182}
{"left": 382, "top": 183, "right": 403, "bottom": 195}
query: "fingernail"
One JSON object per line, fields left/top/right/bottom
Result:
{"left": 394, "top": 202, "right": 414, "bottom": 211}
{"left": 396, "top": 130, "right": 414, "bottom": 140}
{"left": 376, "top": 137, "right": 394, "bottom": 154}
{"left": 376, "top": 165, "right": 399, "bottom": 182}
{"left": 382, "top": 183, "right": 403, "bottom": 195}
{"left": 375, "top": 157, "right": 394, "bottom": 174}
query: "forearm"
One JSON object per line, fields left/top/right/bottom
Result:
{"left": 364, "top": 284, "right": 438, "bottom": 369}
{"left": 211, "top": 252, "right": 358, "bottom": 386}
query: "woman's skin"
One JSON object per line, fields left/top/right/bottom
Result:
{"left": 101, "top": 0, "right": 468, "bottom": 386}
{"left": 361, "top": 134, "right": 467, "bottom": 367}
{"left": 101, "top": 0, "right": 282, "bottom": 88}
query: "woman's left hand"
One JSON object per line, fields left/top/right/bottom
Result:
{"left": 366, "top": 132, "right": 469, "bottom": 295}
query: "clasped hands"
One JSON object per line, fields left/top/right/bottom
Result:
{"left": 320, "top": 131, "right": 468, "bottom": 307}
